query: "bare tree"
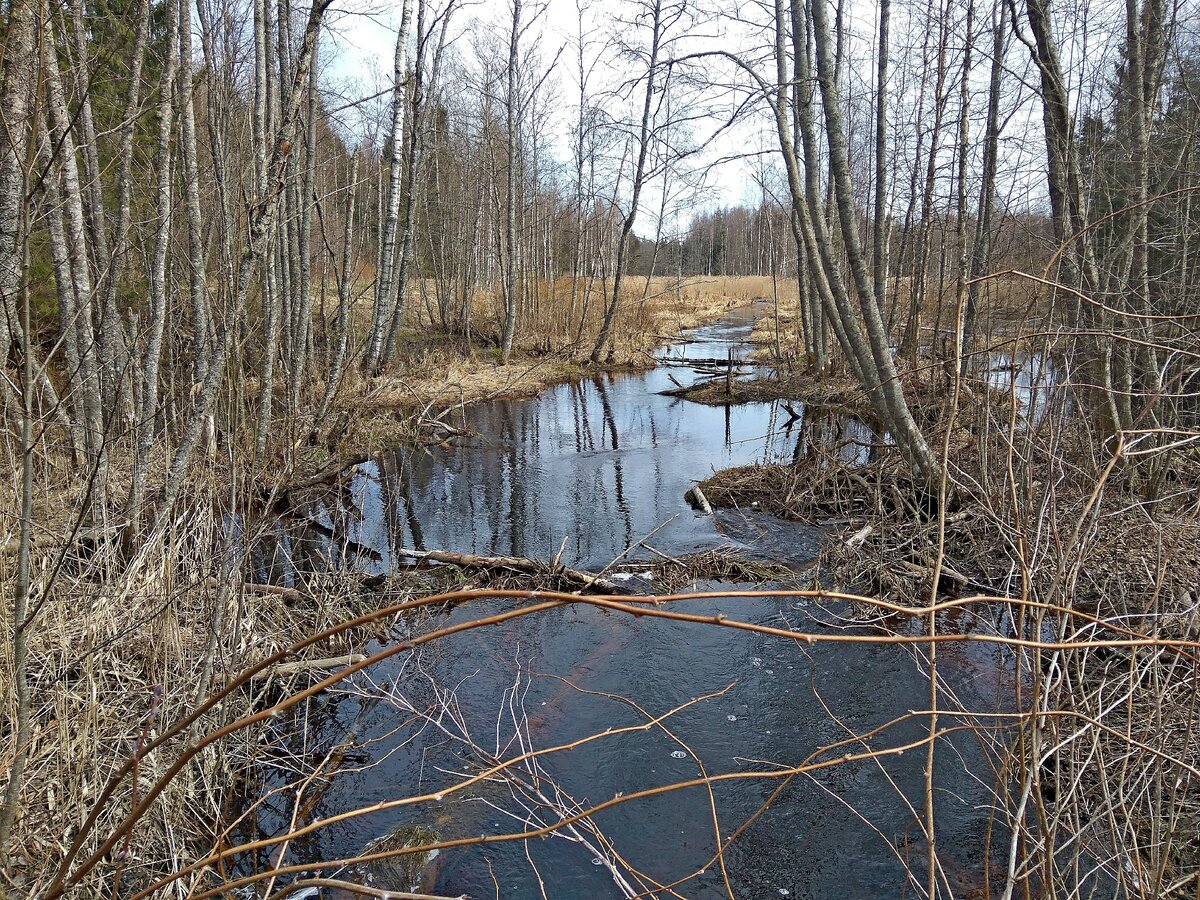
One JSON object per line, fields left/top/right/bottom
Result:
{"left": 589, "top": 0, "right": 670, "bottom": 364}
{"left": 500, "top": 0, "right": 523, "bottom": 363}
{"left": 364, "top": 0, "right": 415, "bottom": 374}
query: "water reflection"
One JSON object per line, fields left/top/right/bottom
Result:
{"left": 234, "top": 587, "right": 1013, "bottom": 899}
{"left": 234, "top": 310, "right": 1016, "bottom": 899}
{"left": 257, "top": 315, "right": 877, "bottom": 582}
{"left": 985, "top": 351, "right": 1062, "bottom": 423}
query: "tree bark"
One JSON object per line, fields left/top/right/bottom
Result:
{"left": 961, "top": 0, "right": 1005, "bottom": 374}
{"left": 127, "top": 0, "right": 181, "bottom": 524}
{"left": 500, "top": 0, "right": 523, "bottom": 363}
{"left": 364, "top": 0, "right": 414, "bottom": 374}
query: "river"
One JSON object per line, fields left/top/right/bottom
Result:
{"left": 238, "top": 307, "right": 1016, "bottom": 898}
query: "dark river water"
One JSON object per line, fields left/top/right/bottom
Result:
{"left": 238, "top": 309, "right": 1018, "bottom": 899}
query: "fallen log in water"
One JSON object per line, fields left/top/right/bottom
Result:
{"left": 270, "top": 454, "right": 369, "bottom": 501}
{"left": 658, "top": 355, "right": 750, "bottom": 367}
{"left": 395, "top": 547, "right": 622, "bottom": 594}
{"left": 659, "top": 375, "right": 727, "bottom": 398}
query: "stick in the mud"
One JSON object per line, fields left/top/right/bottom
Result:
{"left": 685, "top": 485, "right": 714, "bottom": 516}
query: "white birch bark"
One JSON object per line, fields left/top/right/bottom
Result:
{"left": 500, "top": 0, "right": 522, "bottom": 363}
{"left": 364, "top": 0, "right": 414, "bottom": 373}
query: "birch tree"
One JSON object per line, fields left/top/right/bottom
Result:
{"left": 499, "top": 0, "right": 523, "bottom": 363}
{"left": 589, "top": 0, "right": 670, "bottom": 364}
{"left": 364, "top": 0, "right": 414, "bottom": 374}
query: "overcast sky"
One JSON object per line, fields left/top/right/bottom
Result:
{"left": 317, "top": 0, "right": 770, "bottom": 232}
{"left": 310, "top": 0, "right": 1114, "bottom": 234}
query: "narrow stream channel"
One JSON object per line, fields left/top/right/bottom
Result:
{"left": 240, "top": 308, "right": 1016, "bottom": 898}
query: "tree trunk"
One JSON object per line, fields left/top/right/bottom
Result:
{"left": 364, "top": 0, "right": 414, "bottom": 374}
{"left": 590, "top": 0, "right": 663, "bottom": 364}
{"left": 127, "top": 0, "right": 181, "bottom": 524}
{"left": 500, "top": 0, "right": 523, "bottom": 363}
{"left": 961, "top": 0, "right": 1005, "bottom": 374}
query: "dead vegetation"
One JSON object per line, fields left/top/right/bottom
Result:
{"left": 695, "top": 360, "right": 1200, "bottom": 896}
{"left": 0, "top": 519, "right": 802, "bottom": 897}
{"left": 667, "top": 368, "right": 872, "bottom": 412}
{"left": 309, "top": 275, "right": 769, "bottom": 457}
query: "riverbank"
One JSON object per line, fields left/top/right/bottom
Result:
{"left": 690, "top": 347, "right": 1200, "bottom": 892}
{"left": 12, "top": 298, "right": 1199, "bottom": 897}
{"left": 303, "top": 275, "right": 772, "bottom": 460}
{"left": 0, "top": 280, "right": 780, "bottom": 897}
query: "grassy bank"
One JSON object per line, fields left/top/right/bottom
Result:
{"left": 328, "top": 275, "right": 773, "bottom": 450}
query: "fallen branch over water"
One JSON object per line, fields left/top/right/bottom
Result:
{"left": 263, "top": 879, "right": 465, "bottom": 900}
{"left": 395, "top": 547, "right": 623, "bottom": 594}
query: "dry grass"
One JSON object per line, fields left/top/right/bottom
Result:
{"left": 313, "top": 274, "right": 772, "bottom": 456}
{"left": 0, "top": 485, "right": 425, "bottom": 895}
{"left": 0, "top": 274, "right": 766, "bottom": 896}
{"left": 399, "top": 274, "right": 775, "bottom": 360}
{"left": 747, "top": 271, "right": 1049, "bottom": 365}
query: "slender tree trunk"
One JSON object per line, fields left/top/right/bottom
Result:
{"left": 590, "top": 0, "right": 663, "bottom": 364}
{"left": 179, "top": 1, "right": 211, "bottom": 387}
{"left": 961, "top": 0, "right": 1005, "bottom": 374}
{"left": 127, "top": 0, "right": 181, "bottom": 525}
{"left": 253, "top": 0, "right": 281, "bottom": 462}
{"left": 154, "top": 0, "right": 334, "bottom": 528}
{"left": 500, "top": 0, "right": 522, "bottom": 363}
{"left": 364, "top": 0, "right": 414, "bottom": 373}
{"left": 0, "top": 0, "right": 35, "bottom": 380}
{"left": 290, "top": 25, "right": 320, "bottom": 422}
{"left": 0, "top": 167, "right": 33, "bottom": 867}
{"left": 66, "top": 0, "right": 109, "bottom": 291}
{"left": 0, "top": 0, "right": 36, "bottom": 853}
{"left": 807, "top": 0, "right": 943, "bottom": 488}
{"left": 902, "top": 0, "right": 952, "bottom": 364}
{"left": 382, "top": 0, "right": 455, "bottom": 366}
{"left": 320, "top": 153, "right": 361, "bottom": 418}
{"left": 94, "top": 0, "right": 150, "bottom": 422}
{"left": 1022, "top": 0, "right": 1119, "bottom": 436}
{"left": 43, "top": 15, "right": 104, "bottom": 465}
{"left": 872, "top": 0, "right": 890, "bottom": 316}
